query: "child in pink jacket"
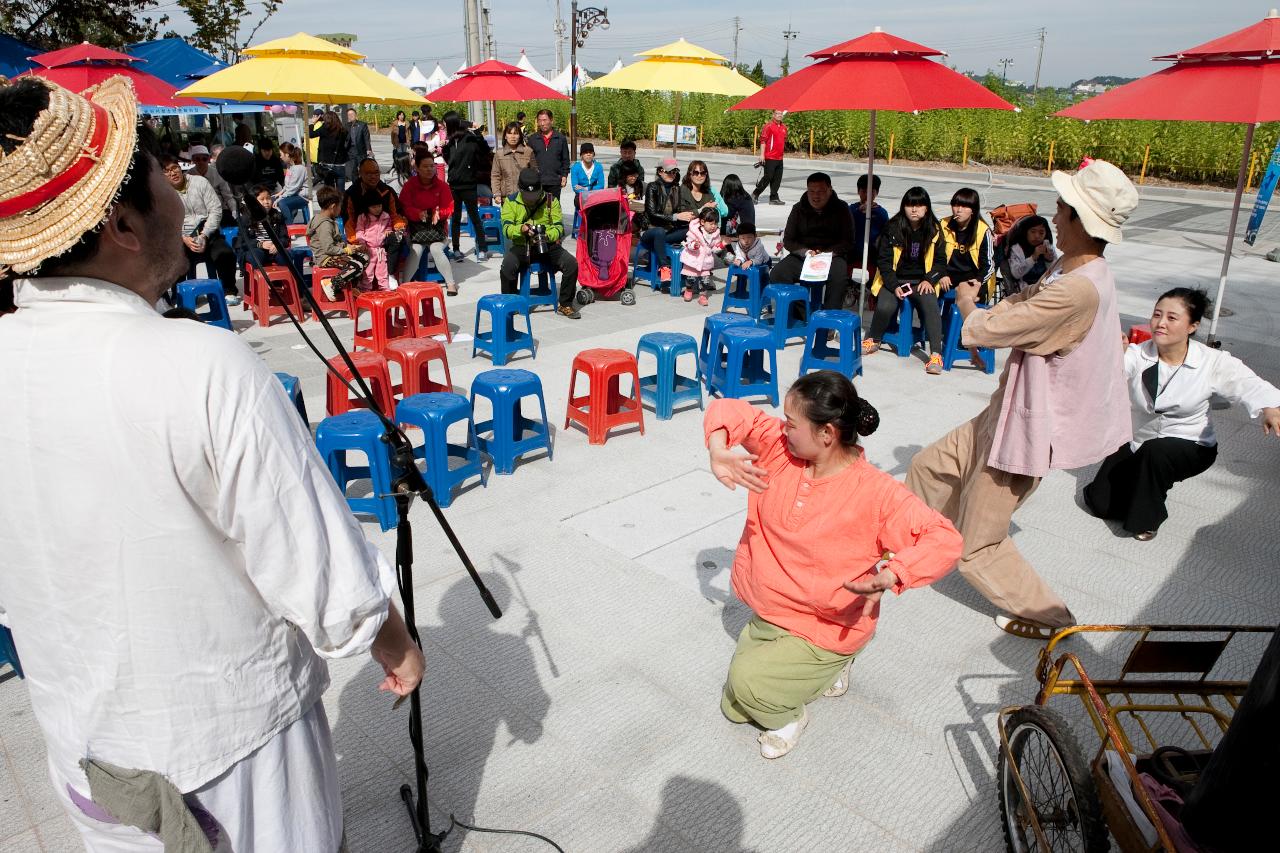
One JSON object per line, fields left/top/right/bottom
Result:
{"left": 681, "top": 206, "right": 724, "bottom": 306}
{"left": 354, "top": 202, "right": 393, "bottom": 290}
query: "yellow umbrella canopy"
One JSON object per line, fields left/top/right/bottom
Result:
{"left": 586, "top": 38, "right": 761, "bottom": 96}
{"left": 179, "top": 32, "right": 426, "bottom": 105}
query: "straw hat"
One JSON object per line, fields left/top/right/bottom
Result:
{"left": 0, "top": 75, "right": 139, "bottom": 274}
{"left": 1050, "top": 160, "right": 1139, "bottom": 244}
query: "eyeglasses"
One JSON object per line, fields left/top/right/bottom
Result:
{"left": 689, "top": 170, "right": 707, "bottom": 175}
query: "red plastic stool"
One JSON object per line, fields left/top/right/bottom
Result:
{"left": 287, "top": 224, "right": 309, "bottom": 241}
{"left": 247, "top": 264, "right": 307, "bottom": 327}
{"left": 1128, "top": 324, "right": 1152, "bottom": 344}
{"left": 384, "top": 338, "right": 453, "bottom": 397}
{"left": 325, "top": 352, "right": 396, "bottom": 416}
{"left": 311, "top": 267, "right": 356, "bottom": 318}
{"left": 564, "top": 348, "right": 645, "bottom": 445}
{"left": 399, "top": 281, "right": 452, "bottom": 342}
{"left": 353, "top": 290, "right": 415, "bottom": 353}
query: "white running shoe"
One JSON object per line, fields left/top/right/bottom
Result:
{"left": 758, "top": 707, "right": 808, "bottom": 759}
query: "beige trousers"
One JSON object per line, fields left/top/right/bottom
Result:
{"left": 906, "top": 415, "right": 1075, "bottom": 627}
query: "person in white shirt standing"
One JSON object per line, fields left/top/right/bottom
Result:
{"left": 0, "top": 76, "right": 424, "bottom": 852}
{"left": 1084, "top": 287, "right": 1280, "bottom": 540}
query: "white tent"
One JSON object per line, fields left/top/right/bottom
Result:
{"left": 403, "top": 64, "right": 430, "bottom": 91}
{"left": 549, "top": 63, "right": 591, "bottom": 95}
{"left": 608, "top": 58, "right": 623, "bottom": 74}
{"left": 424, "top": 63, "right": 450, "bottom": 92}
{"left": 453, "top": 62, "right": 467, "bottom": 80}
{"left": 386, "top": 65, "right": 407, "bottom": 86}
{"left": 515, "top": 50, "right": 554, "bottom": 87}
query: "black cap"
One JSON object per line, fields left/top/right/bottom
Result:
{"left": 517, "top": 167, "right": 541, "bottom": 192}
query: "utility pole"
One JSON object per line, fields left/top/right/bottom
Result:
{"left": 481, "top": 0, "right": 496, "bottom": 135}
{"left": 464, "top": 0, "right": 484, "bottom": 125}
{"left": 781, "top": 24, "right": 798, "bottom": 76}
{"left": 1032, "top": 28, "right": 1047, "bottom": 94}
{"left": 553, "top": 0, "right": 566, "bottom": 75}
{"left": 998, "top": 57, "right": 1014, "bottom": 83}
{"left": 732, "top": 16, "right": 742, "bottom": 66}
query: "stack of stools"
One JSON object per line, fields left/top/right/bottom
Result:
{"left": 880, "top": 296, "right": 917, "bottom": 357}
{"left": 761, "top": 284, "right": 811, "bottom": 348}
{"left": 310, "top": 267, "right": 357, "bottom": 318}
{"left": 353, "top": 290, "right": 415, "bottom": 353}
{"left": 636, "top": 332, "right": 703, "bottom": 420}
{"left": 710, "top": 326, "right": 780, "bottom": 405}
{"left": 473, "top": 204, "right": 504, "bottom": 254}
{"left": 384, "top": 338, "right": 452, "bottom": 397}
{"left": 315, "top": 409, "right": 398, "bottom": 531}
{"left": 470, "top": 368, "right": 553, "bottom": 474}
{"left": 399, "top": 281, "right": 451, "bottom": 341}
{"left": 396, "top": 393, "right": 486, "bottom": 508}
{"left": 800, "top": 310, "right": 863, "bottom": 378}
{"left": 176, "top": 279, "right": 232, "bottom": 330}
{"left": 326, "top": 352, "right": 396, "bottom": 417}
{"left": 274, "top": 372, "right": 310, "bottom": 425}
{"left": 247, "top": 264, "right": 307, "bottom": 327}
{"left": 698, "top": 313, "right": 759, "bottom": 384}
{"left": 564, "top": 349, "right": 646, "bottom": 445}
{"left": 519, "top": 262, "right": 559, "bottom": 311}
{"left": 473, "top": 294, "right": 535, "bottom": 365}
{"left": 721, "top": 265, "right": 766, "bottom": 317}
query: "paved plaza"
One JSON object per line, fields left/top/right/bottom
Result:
{"left": 3, "top": 147, "right": 1279, "bottom": 852}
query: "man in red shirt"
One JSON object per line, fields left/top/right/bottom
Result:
{"left": 752, "top": 110, "right": 788, "bottom": 206}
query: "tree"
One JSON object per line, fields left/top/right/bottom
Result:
{"left": 749, "top": 60, "right": 766, "bottom": 86}
{"left": 2, "top": 1, "right": 168, "bottom": 51}
{"left": 177, "top": 0, "right": 283, "bottom": 63}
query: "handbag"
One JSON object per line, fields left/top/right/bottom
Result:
{"left": 409, "top": 220, "right": 446, "bottom": 245}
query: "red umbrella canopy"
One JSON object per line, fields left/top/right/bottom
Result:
{"left": 1155, "top": 10, "right": 1280, "bottom": 58}
{"left": 19, "top": 64, "right": 204, "bottom": 110}
{"left": 30, "top": 42, "right": 139, "bottom": 68}
{"left": 732, "top": 28, "right": 1015, "bottom": 113}
{"left": 428, "top": 59, "right": 568, "bottom": 102}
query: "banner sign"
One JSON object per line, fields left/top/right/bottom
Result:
{"left": 655, "top": 124, "right": 698, "bottom": 146}
{"left": 1245, "top": 137, "right": 1280, "bottom": 245}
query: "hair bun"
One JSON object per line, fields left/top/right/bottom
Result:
{"left": 856, "top": 399, "right": 880, "bottom": 437}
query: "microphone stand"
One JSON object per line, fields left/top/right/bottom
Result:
{"left": 230, "top": 187, "right": 501, "bottom": 852}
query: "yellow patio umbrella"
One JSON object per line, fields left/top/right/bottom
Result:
{"left": 586, "top": 38, "right": 760, "bottom": 153}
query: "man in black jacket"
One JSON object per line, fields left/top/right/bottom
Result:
{"left": 527, "top": 109, "right": 569, "bottom": 201}
{"left": 768, "top": 172, "right": 854, "bottom": 310}
{"left": 344, "top": 107, "right": 372, "bottom": 183}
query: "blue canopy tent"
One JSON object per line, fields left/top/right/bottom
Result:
{"left": 0, "top": 32, "right": 39, "bottom": 79}
{"left": 127, "top": 38, "right": 272, "bottom": 114}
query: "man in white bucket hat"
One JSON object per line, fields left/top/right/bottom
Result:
{"left": 907, "top": 160, "right": 1139, "bottom": 639}
{"left": 0, "top": 76, "right": 423, "bottom": 851}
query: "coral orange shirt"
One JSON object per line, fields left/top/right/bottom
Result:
{"left": 705, "top": 399, "right": 962, "bottom": 655}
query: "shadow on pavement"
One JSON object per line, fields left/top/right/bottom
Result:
{"left": 620, "top": 775, "right": 759, "bottom": 853}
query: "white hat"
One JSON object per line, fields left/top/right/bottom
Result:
{"left": 188, "top": 144, "right": 210, "bottom": 157}
{"left": 1050, "top": 160, "right": 1139, "bottom": 244}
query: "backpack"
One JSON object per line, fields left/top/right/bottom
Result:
{"left": 989, "top": 202, "right": 1037, "bottom": 238}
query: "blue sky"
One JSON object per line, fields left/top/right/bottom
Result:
{"left": 169, "top": 1, "right": 1258, "bottom": 87}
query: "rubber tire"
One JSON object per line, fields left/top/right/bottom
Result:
{"left": 576, "top": 288, "right": 595, "bottom": 306}
{"left": 620, "top": 289, "right": 636, "bottom": 306}
{"left": 998, "top": 706, "right": 1109, "bottom": 853}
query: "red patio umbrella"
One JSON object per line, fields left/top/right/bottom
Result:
{"left": 21, "top": 43, "right": 204, "bottom": 112}
{"left": 1057, "top": 11, "right": 1280, "bottom": 342}
{"left": 732, "top": 28, "right": 1017, "bottom": 302}
{"left": 426, "top": 59, "right": 568, "bottom": 102}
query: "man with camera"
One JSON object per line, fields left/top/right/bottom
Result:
{"left": 499, "top": 167, "right": 581, "bottom": 319}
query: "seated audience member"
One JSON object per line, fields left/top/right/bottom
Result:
{"left": 850, "top": 173, "right": 888, "bottom": 274}
{"left": 275, "top": 145, "right": 311, "bottom": 224}
{"left": 343, "top": 157, "right": 407, "bottom": 246}
{"left": 399, "top": 149, "right": 459, "bottom": 295}
{"left": 767, "top": 172, "right": 854, "bottom": 311}
{"left": 638, "top": 158, "right": 695, "bottom": 285}
{"left": 162, "top": 154, "right": 240, "bottom": 305}
{"left": 938, "top": 188, "right": 994, "bottom": 301}
{"left": 252, "top": 137, "right": 286, "bottom": 191}
{"left": 1005, "top": 214, "right": 1058, "bottom": 290}
{"left": 729, "top": 223, "right": 771, "bottom": 270}
{"left": 608, "top": 138, "right": 646, "bottom": 188}
{"left": 243, "top": 184, "right": 288, "bottom": 269}
{"left": 309, "top": 185, "right": 369, "bottom": 300}
{"left": 500, "top": 167, "right": 582, "bottom": 319}
{"left": 720, "top": 173, "right": 755, "bottom": 237}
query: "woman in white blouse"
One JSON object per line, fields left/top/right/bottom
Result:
{"left": 1084, "top": 288, "right": 1280, "bottom": 540}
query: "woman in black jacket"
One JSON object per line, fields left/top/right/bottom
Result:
{"left": 637, "top": 158, "right": 695, "bottom": 286}
{"left": 441, "top": 112, "right": 490, "bottom": 261}
{"left": 310, "top": 111, "right": 348, "bottom": 192}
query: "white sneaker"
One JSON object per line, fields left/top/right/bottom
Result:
{"left": 387, "top": 275, "right": 399, "bottom": 289}
{"left": 321, "top": 279, "right": 337, "bottom": 301}
{"left": 758, "top": 707, "right": 808, "bottom": 759}
{"left": 822, "top": 659, "right": 853, "bottom": 698}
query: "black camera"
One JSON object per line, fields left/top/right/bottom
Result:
{"left": 529, "top": 223, "right": 549, "bottom": 256}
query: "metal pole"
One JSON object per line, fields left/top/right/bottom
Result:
{"left": 570, "top": 0, "right": 579, "bottom": 154}
{"left": 1208, "top": 123, "right": 1254, "bottom": 344}
{"left": 464, "top": 0, "right": 484, "bottom": 124}
{"left": 1033, "top": 29, "right": 1046, "bottom": 94}
{"left": 859, "top": 109, "right": 877, "bottom": 313}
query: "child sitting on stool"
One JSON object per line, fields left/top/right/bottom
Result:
{"left": 355, "top": 199, "right": 395, "bottom": 290}
{"left": 681, "top": 207, "right": 724, "bottom": 306}
{"left": 308, "top": 185, "right": 368, "bottom": 300}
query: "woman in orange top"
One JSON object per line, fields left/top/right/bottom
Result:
{"left": 705, "top": 371, "right": 962, "bottom": 758}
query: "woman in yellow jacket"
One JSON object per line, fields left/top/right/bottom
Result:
{"left": 937, "top": 187, "right": 995, "bottom": 301}
{"left": 862, "top": 186, "right": 949, "bottom": 374}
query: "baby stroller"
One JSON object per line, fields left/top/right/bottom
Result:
{"left": 989, "top": 201, "right": 1037, "bottom": 301}
{"left": 574, "top": 188, "right": 636, "bottom": 306}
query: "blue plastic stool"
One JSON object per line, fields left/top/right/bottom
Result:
{"left": 473, "top": 294, "right": 536, "bottom": 365}
{"left": 698, "top": 313, "right": 758, "bottom": 384}
{"left": 519, "top": 261, "right": 559, "bottom": 311}
{"left": 410, "top": 244, "right": 447, "bottom": 284}
{"left": 396, "top": 392, "right": 486, "bottom": 508}
{"left": 721, "top": 264, "right": 766, "bottom": 317}
{"left": 800, "top": 310, "right": 864, "bottom": 378}
{"left": 761, "top": 284, "right": 811, "bottom": 348}
{"left": 274, "top": 372, "right": 310, "bottom": 426}
{"left": 0, "top": 625, "right": 23, "bottom": 679}
{"left": 941, "top": 299, "right": 996, "bottom": 373}
{"left": 880, "top": 295, "right": 917, "bottom": 357}
{"left": 315, "top": 410, "right": 398, "bottom": 531}
{"left": 666, "top": 245, "right": 686, "bottom": 297}
{"left": 475, "top": 204, "right": 504, "bottom": 255}
{"left": 710, "top": 326, "right": 780, "bottom": 405}
{"left": 176, "top": 279, "right": 232, "bottom": 330}
{"left": 632, "top": 243, "right": 662, "bottom": 291}
{"left": 636, "top": 332, "right": 703, "bottom": 420}
{"left": 470, "top": 368, "right": 553, "bottom": 474}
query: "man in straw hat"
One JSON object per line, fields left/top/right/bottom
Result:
{"left": 906, "top": 160, "right": 1139, "bottom": 639}
{"left": 0, "top": 76, "right": 424, "bottom": 850}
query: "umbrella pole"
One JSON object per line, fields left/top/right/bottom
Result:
{"left": 859, "top": 109, "right": 878, "bottom": 314}
{"left": 672, "top": 91, "right": 683, "bottom": 156}
{"left": 1208, "top": 122, "right": 1254, "bottom": 345}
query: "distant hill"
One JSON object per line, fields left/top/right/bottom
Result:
{"left": 1069, "top": 75, "right": 1137, "bottom": 88}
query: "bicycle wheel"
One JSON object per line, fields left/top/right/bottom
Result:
{"left": 998, "top": 706, "right": 1109, "bottom": 853}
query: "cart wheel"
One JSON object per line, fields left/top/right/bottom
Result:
{"left": 998, "top": 706, "right": 1108, "bottom": 853}
{"left": 576, "top": 288, "right": 595, "bottom": 306}
{"left": 620, "top": 289, "right": 636, "bottom": 306}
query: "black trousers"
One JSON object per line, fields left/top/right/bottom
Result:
{"left": 1083, "top": 437, "right": 1217, "bottom": 534}
{"left": 767, "top": 253, "right": 849, "bottom": 311}
{"left": 867, "top": 285, "right": 943, "bottom": 353}
{"left": 184, "top": 232, "right": 239, "bottom": 295}
{"left": 450, "top": 186, "right": 488, "bottom": 252}
{"left": 500, "top": 244, "right": 578, "bottom": 307}
{"left": 753, "top": 159, "right": 783, "bottom": 200}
